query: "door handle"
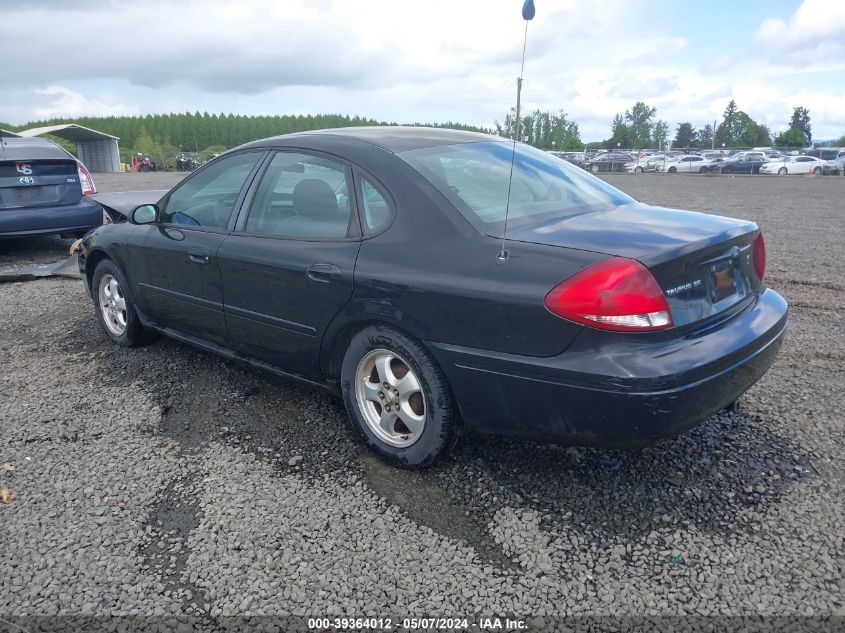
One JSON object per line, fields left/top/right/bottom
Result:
{"left": 306, "top": 263, "right": 342, "bottom": 283}
{"left": 188, "top": 248, "right": 209, "bottom": 264}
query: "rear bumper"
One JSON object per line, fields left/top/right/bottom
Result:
{"left": 427, "top": 288, "right": 788, "bottom": 446}
{"left": 0, "top": 197, "right": 102, "bottom": 238}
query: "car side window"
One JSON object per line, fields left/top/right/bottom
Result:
{"left": 244, "top": 152, "right": 354, "bottom": 239}
{"left": 161, "top": 152, "right": 260, "bottom": 229}
{"left": 359, "top": 176, "right": 392, "bottom": 233}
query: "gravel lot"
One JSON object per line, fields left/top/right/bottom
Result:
{"left": 1, "top": 172, "right": 843, "bottom": 630}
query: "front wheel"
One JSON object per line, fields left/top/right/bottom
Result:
{"left": 668, "top": 167, "right": 677, "bottom": 173}
{"left": 92, "top": 260, "right": 157, "bottom": 347}
{"left": 813, "top": 167, "right": 821, "bottom": 175}
{"left": 341, "top": 325, "right": 460, "bottom": 468}
{"left": 635, "top": 166, "right": 644, "bottom": 174}
{"left": 778, "top": 167, "right": 787, "bottom": 176}
{"left": 591, "top": 164, "right": 600, "bottom": 173}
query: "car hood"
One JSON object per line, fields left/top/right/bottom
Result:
{"left": 503, "top": 203, "right": 757, "bottom": 267}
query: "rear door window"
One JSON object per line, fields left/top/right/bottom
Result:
{"left": 243, "top": 152, "right": 355, "bottom": 239}
{"left": 358, "top": 176, "right": 393, "bottom": 234}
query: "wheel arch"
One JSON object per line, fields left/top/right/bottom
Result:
{"left": 84, "top": 248, "right": 113, "bottom": 296}
{"left": 319, "top": 304, "right": 435, "bottom": 386}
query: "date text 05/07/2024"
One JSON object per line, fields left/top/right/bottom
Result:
{"left": 307, "top": 616, "right": 527, "bottom": 630}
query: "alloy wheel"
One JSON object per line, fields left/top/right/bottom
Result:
{"left": 355, "top": 348, "right": 426, "bottom": 448}
{"left": 98, "top": 274, "right": 127, "bottom": 336}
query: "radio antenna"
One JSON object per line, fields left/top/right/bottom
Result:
{"left": 498, "top": 0, "right": 535, "bottom": 263}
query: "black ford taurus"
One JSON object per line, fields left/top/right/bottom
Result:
{"left": 78, "top": 127, "right": 788, "bottom": 468}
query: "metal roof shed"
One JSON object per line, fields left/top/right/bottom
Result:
{"left": 17, "top": 124, "right": 120, "bottom": 172}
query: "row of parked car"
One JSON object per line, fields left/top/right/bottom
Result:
{"left": 550, "top": 148, "right": 845, "bottom": 176}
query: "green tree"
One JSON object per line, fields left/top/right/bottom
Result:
{"left": 753, "top": 124, "right": 772, "bottom": 147}
{"left": 673, "top": 122, "right": 697, "bottom": 148}
{"left": 789, "top": 106, "right": 811, "bottom": 144}
{"left": 775, "top": 127, "right": 807, "bottom": 148}
{"left": 653, "top": 120, "right": 669, "bottom": 150}
{"left": 607, "top": 113, "right": 630, "bottom": 148}
{"left": 133, "top": 127, "right": 160, "bottom": 159}
{"left": 697, "top": 123, "right": 714, "bottom": 148}
{"left": 715, "top": 101, "right": 770, "bottom": 147}
{"left": 494, "top": 109, "right": 581, "bottom": 149}
{"left": 715, "top": 99, "right": 740, "bottom": 146}
{"left": 624, "top": 101, "right": 657, "bottom": 148}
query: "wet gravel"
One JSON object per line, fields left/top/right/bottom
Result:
{"left": 1, "top": 172, "right": 843, "bottom": 629}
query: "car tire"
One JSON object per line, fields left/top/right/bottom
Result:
{"left": 778, "top": 167, "right": 787, "bottom": 176}
{"left": 340, "top": 325, "right": 460, "bottom": 468}
{"left": 591, "top": 164, "right": 600, "bottom": 174}
{"left": 668, "top": 167, "right": 677, "bottom": 173}
{"left": 635, "top": 166, "right": 643, "bottom": 174}
{"left": 92, "top": 260, "right": 157, "bottom": 347}
{"left": 813, "top": 167, "right": 821, "bottom": 176}
{"left": 698, "top": 166, "right": 706, "bottom": 173}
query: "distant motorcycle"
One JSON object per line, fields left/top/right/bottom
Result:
{"left": 132, "top": 156, "right": 158, "bottom": 172}
{"left": 175, "top": 154, "right": 199, "bottom": 171}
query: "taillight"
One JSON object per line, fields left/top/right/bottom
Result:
{"left": 752, "top": 232, "right": 766, "bottom": 281}
{"left": 544, "top": 257, "right": 673, "bottom": 332}
{"left": 77, "top": 162, "right": 96, "bottom": 195}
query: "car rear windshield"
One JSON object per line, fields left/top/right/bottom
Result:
{"left": 399, "top": 141, "right": 633, "bottom": 236}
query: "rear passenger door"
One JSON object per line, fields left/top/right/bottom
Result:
{"left": 217, "top": 151, "right": 362, "bottom": 378}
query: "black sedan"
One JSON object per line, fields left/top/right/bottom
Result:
{"left": 585, "top": 152, "right": 632, "bottom": 173}
{"left": 710, "top": 154, "right": 767, "bottom": 174}
{"left": 78, "top": 127, "right": 787, "bottom": 468}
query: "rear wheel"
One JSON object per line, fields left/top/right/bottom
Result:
{"left": 341, "top": 325, "right": 460, "bottom": 468}
{"left": 591, "top": 164, "right": 600, "bottom": 174}
{"left": 813, "top": 167, "right": 821, "bottom": 176}
{"left": 698, "top": 166, "right": 706, "bottom": 173}
{"left": 92, "top": 260, "right": 156, "bottom": 347}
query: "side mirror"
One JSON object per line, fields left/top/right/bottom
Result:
{"left": 130, "top": 204, "right": 158, "bottom": 225}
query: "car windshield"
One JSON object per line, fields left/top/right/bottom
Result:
{"left": 399, "top": 141, "right": 634, "bottom": 235}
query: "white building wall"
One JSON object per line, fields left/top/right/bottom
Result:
{"left": 76, "top": 139, "right": 120, "bottom": 172}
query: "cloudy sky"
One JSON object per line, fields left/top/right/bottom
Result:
{"left": 2, "top": 0, "right": 844, "bottom": 141}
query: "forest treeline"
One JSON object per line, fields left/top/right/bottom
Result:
{"left": 2, "top": 112, "right": 491, "bottom": 163}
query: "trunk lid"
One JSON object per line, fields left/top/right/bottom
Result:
{"left": 505, "top": 203, "right": 761, "bottom": 327}
{"left": 0, "top": 159, "right": 83, "bottom": 210}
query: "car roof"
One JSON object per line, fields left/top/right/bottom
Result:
{"left": 0, "top": 136, "right": 74, "bottom": 161}
{"left": 241, "top": 126, "right": 503, "bottom": 154}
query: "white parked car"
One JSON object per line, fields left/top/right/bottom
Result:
{"left": 759, "top": 155, "right": 833, "bottom": 175}
{"left": 657, "top": 155, "right": 720, "bottom": 173}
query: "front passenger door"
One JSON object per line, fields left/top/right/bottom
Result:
{"left": 136, "top": 151, "right": 264, "bottom": 345}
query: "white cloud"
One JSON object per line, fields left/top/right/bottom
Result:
{"left": 0, "top": 0, "right": 843, "bottom": 140}
{"left": 757, "top": 0, "right": 845, "bottom": 52}
{"left": 31, "top": 86, "right": 139, "bottom": 120}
